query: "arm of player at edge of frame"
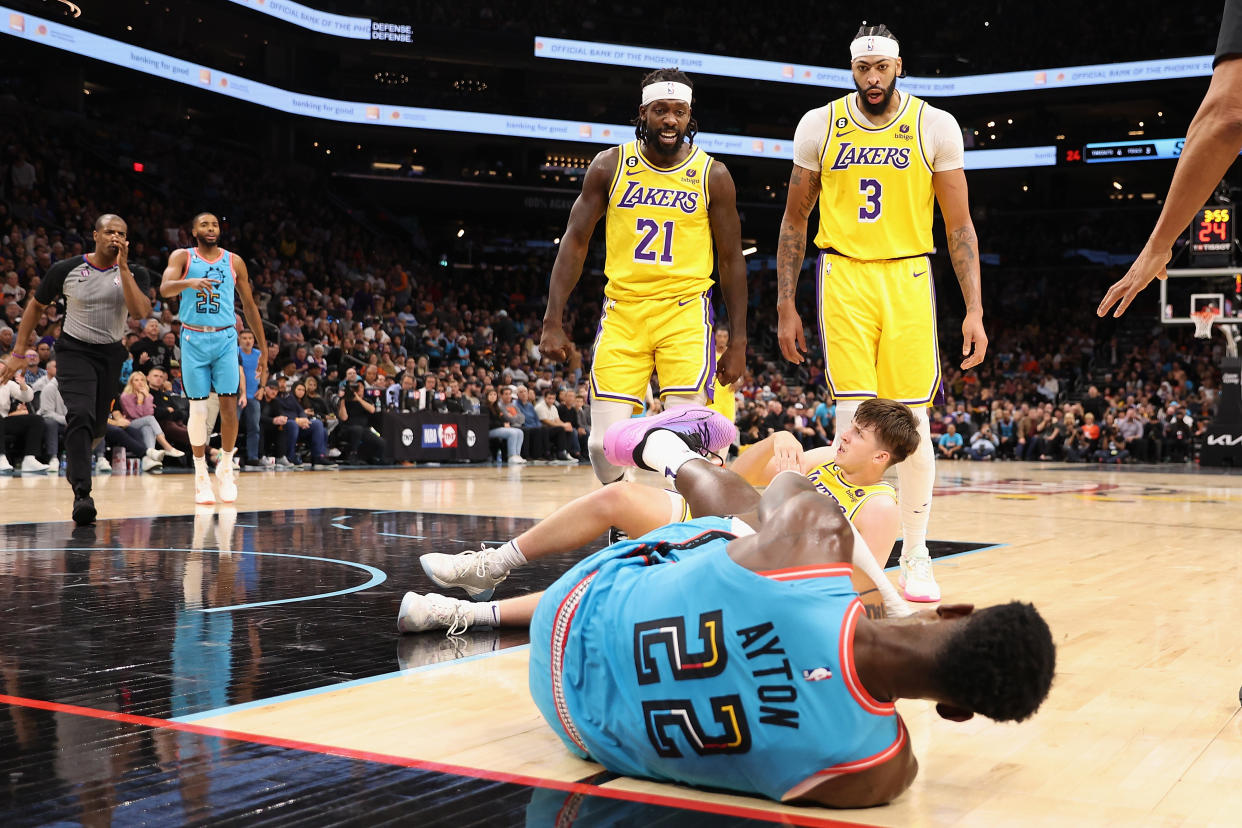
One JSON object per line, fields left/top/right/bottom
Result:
{"left": 1097, "top": 55, "right": 1242, "bottom": 318}
{"left": 539, "top": 147, "right": 618, "bottom": 363}
{"left": 232, "top": 257, "right": 268, "bottom": 385}
{"left": 708, "top": 160, "right": 748, "bottom": 386}
{"left": 932, "top": 168, "right": 987, "bottom": 371}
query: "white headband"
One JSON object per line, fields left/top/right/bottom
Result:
{"left": 850, "top": 35, "right": 900, "bottom": 62}
{"left": 642, "top": 80, "right": 693, "bottom": 107}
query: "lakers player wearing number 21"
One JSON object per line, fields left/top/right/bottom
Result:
{"left": 539, "top": 68, "right": 749, "bottom": 487}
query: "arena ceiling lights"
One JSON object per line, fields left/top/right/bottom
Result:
{"left": 1, "top": 6, "right": 1053, "bottom": 169}
{"left": 533, "top": 37, "right": 1214, "bottom": 96}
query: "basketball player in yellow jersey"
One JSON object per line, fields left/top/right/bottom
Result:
{"left": 775, "top": 23, "right": 987, "bottom": 603}
{"left": 409, "top": 399, "right": 921, "bottom": 633}
{"left": 706, "top": 326, "right": 738, "bottom": 425}
{"left": 540, "top": 68, "right": 749, "bottom": 486}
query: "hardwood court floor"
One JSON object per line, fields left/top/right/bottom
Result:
{"left": 1, "top": 461, "right": 1239, "bottom": 826}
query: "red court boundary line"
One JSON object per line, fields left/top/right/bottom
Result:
{"left": 0, "top": 693, "right": 881, "bottom": 828}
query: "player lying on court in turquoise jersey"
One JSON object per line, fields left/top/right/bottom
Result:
{"left": 403, "top": 400, "right": 925, "bottom": 636}
{"left": 414, "top": 460, "right": 1056, "bottom": 807}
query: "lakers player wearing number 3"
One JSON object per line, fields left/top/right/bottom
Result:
{"left": 776, "top": 24, "right": 988, "bottom": 604}
{"left": 540, "top": 69, "right": 749, "bottom": 486}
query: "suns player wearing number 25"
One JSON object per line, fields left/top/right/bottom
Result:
{"left": 539, "top": 68, "right": 749, "bottom": 486}
{"left": 160, "top": 212, "right": 267, "bottom": 506}
{"left": 777, "top": 23, "right": 988, "bottom": 604}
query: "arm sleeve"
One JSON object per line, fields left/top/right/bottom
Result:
{"left": 921, "top": 106, "right": 965, "bottom": 172}
{"left": 1216, "top": 0, "right": 1242, "bottom": 65}
{"left": 792, "top": 105, "right": 832, "bottom": 172}
{"left": 34, "top": 258, "right": 79, "bottom": 305}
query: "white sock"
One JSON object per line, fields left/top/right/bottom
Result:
{"left": 489, "top": 539, "right": 526, "bottom": 576}
{"left": 640, "top": 429, "right": 701, "bottom": 480}
{"left": 220, "top": 449, "right": 235, "bottom": 469}
{"left": 897, "top": 407, "right": 935, "bottom": 556}
{"left": 472, "top": 601, "right": 500, "bottom": 627}
{"left": 193, "top": 455, "right": 209, "bottom": 475}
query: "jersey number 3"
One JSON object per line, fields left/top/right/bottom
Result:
{"left": 633, "top": 611, "right": 752, "bottom": 758}
{"left": 858, "top": 178, "right": 882, "bottom": 222}
{"left": 634, "top": 218, "right": 675, "bottom": 264}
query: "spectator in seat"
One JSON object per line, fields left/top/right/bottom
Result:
{"left": 535, "top": 388, "right": 574, "bottom": 462}
{"left": 118, "top": 373, "right": 186, "bottom": 460}
{"left": 515, "top": 385, "right": 549, "bottom": 461}
{"left": 0, "top": 373, "right": 51, "bottom": 472}
{"left": 487, "top": 387, "right": 525, "bottom": 464}
{"left": 937, "top": 423, "right": 963, "bottom": 460}
{"left": 336, "top": 379, "right": 386, "bottom": 464}
{"left": 35, "top": 359, "right": 66, "bottom": 464}
{"left": 968, "top": 422, "right": 997, "bottom": 461}
{"left": 1118, "top": 407, "right": 1146, "bottom": 462}
{"left": 145, "top": 366, "right": 192, "bottom": 453}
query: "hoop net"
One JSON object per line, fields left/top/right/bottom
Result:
{"left": 1191, "top": 305, "right": 1220, "bottom": 339}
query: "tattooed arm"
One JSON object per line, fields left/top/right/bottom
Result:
{"left": 933, "top": 168, "right": 987, "bottom": 370}
{"left": 776, "top": 163, "right": 821, "bottom": 364}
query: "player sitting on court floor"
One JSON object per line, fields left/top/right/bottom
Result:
{"left": 406, "top": 400, "right": 921, "bottom": 634}
{"left": 430, "top": 465, "right": 1057, "bottom": 807}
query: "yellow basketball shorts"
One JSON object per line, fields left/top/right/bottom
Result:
{"left": 816, "top": 252, "right": 941, "bottom": 407}
{"left": 590, "top": 292, "right": 715, "bottom": 410}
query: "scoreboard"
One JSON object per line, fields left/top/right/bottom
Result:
{"left": 1189, "top": 206, "right": 1235, "bottom": 266}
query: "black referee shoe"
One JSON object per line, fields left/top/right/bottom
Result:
{"left": 72, "top": 495, "right": 96, "bottom": 526}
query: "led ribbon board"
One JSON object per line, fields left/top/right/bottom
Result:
{"left": 534, "top": 36, "right": 1213, "bottom": 96}
{"left": 1, "top": 7, "right": 1053, "bottom": 168}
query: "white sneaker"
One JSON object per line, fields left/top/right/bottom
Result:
{"left": 327, "top": 448, "right": 341, "bottom": 459}
{"left": 141, "top": 456, "right": 162, "bottom": 472}
{"left": 216, "top": 463, "right": 238, "bottom": 503}
{"left": 20, "top": 456, "right": 50, "bottom": 473}
{"left": 420, "top": 549, "right": 509, "bottom": 600}
{"left": 898, "top": 549, "right": 941, "bottom": 603}
{"left": 163, "top": 446, "right": 186, "bottom": 458}
{"left": 94, "top": 456, "right": 111, "bottom": 474}
{"left": 145, "top": 447, "right": 166, "bottom": 463}
{"left": 0, "top": 455, "right": 12, "bottom": 473}
{"left": 508, "top": 455, "right": 527, "bottom": 465}
{"left": 397, "top": 592, "right": 475, "bottom": 635}
{"left": 194, "top": 471, "right": 215, "bottom": 505}
{"left": 276, "top": 456, "right": 297, "bottom": 469}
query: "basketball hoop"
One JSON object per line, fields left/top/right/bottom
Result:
{"left": 1191, "top": 305, "right": 1220, "bottom": 339}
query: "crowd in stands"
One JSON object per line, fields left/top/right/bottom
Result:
{"left": 0, "top": 97, "right": 1232, "bottom": 475}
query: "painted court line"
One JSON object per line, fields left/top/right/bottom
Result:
{"left": 11, "top": 547, "right": 386, "bottom": 612}
{"left": 172, "top": 644, "right": 531, "bottom": 723}
{"left": 0, "top": 693, "right": 878, "bottom": 828}
{"left": 883, "top": 542, "right": 1008, "bottom": 572}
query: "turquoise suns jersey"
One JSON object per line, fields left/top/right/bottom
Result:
{"left": 545, "top": 517, "right": 904, "bottom": 802}
{"left": 178, "top": 247, "right": 237, "bottom": 328}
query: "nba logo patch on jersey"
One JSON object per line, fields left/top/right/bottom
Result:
{"left": 802, "top": 667, "right": 832, "bottom": 682}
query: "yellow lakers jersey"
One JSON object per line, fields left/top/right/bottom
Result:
{"left": 814, "top": 93, "right": 935, "bottom": 260}
{"left": 708, "top": 374, "right": 736, "bottom": 422}
{"left": 805, "top": 460, "right": 895, "bottom": 520}
{"left": 604, "top": 141, "right": 715, "bottom": 300}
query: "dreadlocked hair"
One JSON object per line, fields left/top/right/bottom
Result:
{"left": 931, "top": 601, "right": 1056, "bottom": 723}
{"left": 633, "top": 67, "right": 698, "bottom": 147}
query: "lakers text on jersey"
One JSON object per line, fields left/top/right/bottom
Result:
{"left": 814, "top": 93, "right": 934, "bottom": 261}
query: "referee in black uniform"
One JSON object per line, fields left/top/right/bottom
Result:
{"left": 0, "top": 214, "right": 152, "bottom": 525}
